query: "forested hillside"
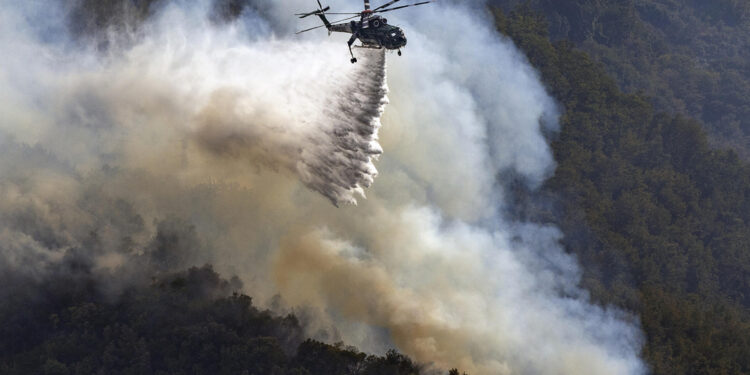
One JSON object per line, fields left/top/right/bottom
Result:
{"left": 0, "top": 265, "right": 428, "bottom": 375}
{"left": 491, "top": 0, "right": 750, "bottom": 157}
{"left": 7, "top": 1, "right": 750, "bottom": 374}
{"left": 494, "top": 6, "right": 750, "bottom": 374}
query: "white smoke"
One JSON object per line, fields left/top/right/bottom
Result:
{"left": 0, "top": 1, "right": 646, "bottom": 374}
{"left": 189, "top": 43, "right": 388, "bottom": 206}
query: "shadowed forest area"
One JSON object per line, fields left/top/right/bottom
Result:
{"left": 494, "top": 4, "right": 750, "bottom": 374}
{"left": 0, "top": 265, "right": 426, "bottom": 375}
{"left": 491, "top": 0, "right": 750, "bottom": 158}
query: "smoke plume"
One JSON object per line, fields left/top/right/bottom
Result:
{"left": 0, "top": 1, "right": 646, "bottom": 374}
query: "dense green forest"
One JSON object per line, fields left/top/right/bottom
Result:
{"left": 494, "top": 5, "right": 750, "bottom": 374}
{"left": 491, "top": 0, "right": 750, "bottom": 158}
{"left": 0, "top": 265, "right": 429, "bottom": 375}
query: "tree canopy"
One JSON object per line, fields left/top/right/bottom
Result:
{"left": 495, "top": 6, "right": 750, "bottom": 374}
{"left": 0, "top": 265, "right": 428, "bottom": 375}
{"left": 491, "top": 0, "right": 750, "bottom": 158}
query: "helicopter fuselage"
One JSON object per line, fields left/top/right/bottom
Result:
{"left": 329, "top": 15, "right": 407, "bottom": 50}
{"left": 296, "top": 0, "right": 431, "bottom": 63}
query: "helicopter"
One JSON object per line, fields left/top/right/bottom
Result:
{"left": 296, "top": 0, "right": 433, "bottom": 63}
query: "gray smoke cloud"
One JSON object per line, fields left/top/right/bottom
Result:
{"left": 191, "top": 46, "right": 387, "bottom": 205}
{"left": 0, "top": 1, "right": 646, "bottom": 374}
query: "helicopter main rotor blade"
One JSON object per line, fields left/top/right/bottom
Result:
{"left": 374, "top": 1, "right": 432, "bottom": 13}
{"left": 373, "top": 0, "right": 402, "bottom": 11}
{"left": 295, "top": 15, "right": 359, "bottom": 34}
{"left": 295, "top": 12, "right": 359, "bottom": 16}
{"left": 296, "top": 24, "right": 328, "bottom": 34}
{"left": 296, "top": 6, "right": 331, "bottom": 18}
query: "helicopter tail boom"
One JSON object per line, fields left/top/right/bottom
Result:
{"left": 317, "top": 12, "right": 333, "bottom": 35}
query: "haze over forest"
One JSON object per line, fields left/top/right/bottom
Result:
{"left": 1, "top": 1, "right": 749, "bottom": 375}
